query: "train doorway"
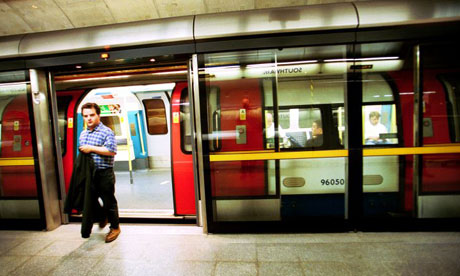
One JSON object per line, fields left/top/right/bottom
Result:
{"left": 53, "top": 57, "right": 198, "bottom": 220}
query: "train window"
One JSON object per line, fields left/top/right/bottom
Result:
{"left": 57, "top": 96, "right": 72, "bottom": 155}
{"left": 143, "top": 99, "right": 168, "bottom": 135}
{"left": 180, "top": 88, "right": 192, "bottom": 153}
{"left": 100, "top": 116, "right": 122, "bottom": 136}
{"left": 0, "top": 82, "right": 39, "bottom": 203}
{"left": 363, "top": 104, "right": 398, "bottom": 145}
{"left": 267, "top": 108, "right": 323, "bottom": 149}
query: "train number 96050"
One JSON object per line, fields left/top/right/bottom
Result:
{"left": 321, "top": 179, "right": 345, "bottom": 185}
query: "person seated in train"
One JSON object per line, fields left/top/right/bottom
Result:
{"left": 265, "top": 113, "right": 290, "bottom": 148}
{"left": 365, "top": 111, "right": 388, "bottom": 145}
{"left": 305, "top": 120, "right": 323, "bottom": 147}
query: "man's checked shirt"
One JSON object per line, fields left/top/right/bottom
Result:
{"left": 79, "top": 122, "right": 117, "bottom": 169}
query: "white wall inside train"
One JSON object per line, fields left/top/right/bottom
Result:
{"left": 133, "top": 83, "right": 175, "bottom": 168}
{"left": 77, "top": 83, "right": 175, "bottom": 168}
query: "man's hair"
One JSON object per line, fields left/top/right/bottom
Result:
{"left": 81, "top": 102, "right": 101, "bottom": 115}
{"left": 313, "top": 119, "right": 322, "bottom": 128}
{"left": 369, "top": 111, "right": 381, "bottom": 119}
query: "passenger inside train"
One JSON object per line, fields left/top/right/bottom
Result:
{"left": 364, "top": 111, "right": 388, "bottom": 145}
{"left": 265, "top": 112, "right": 290, "bottom": 148}
{"left": 305, "top": 120, "right": 324, "bottom": 147}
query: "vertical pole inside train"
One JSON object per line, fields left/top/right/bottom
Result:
{"left": 413, "top": 45, "right": 423, "bottom": 218}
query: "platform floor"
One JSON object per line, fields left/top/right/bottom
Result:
{"left": 114, "top": 169, "right": 173, "bottom": 211}
{"left": 1, "top": 224, "right": 460, "bottom": 275}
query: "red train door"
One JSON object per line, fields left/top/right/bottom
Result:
{"left": 57, "top": 90, "right": 86, "bottom": 192}
{"left": 171, "top": 82, "right": 196, "bottom": 215}
{"left": 209, "top": 79, "right": 266, "bottom": 197}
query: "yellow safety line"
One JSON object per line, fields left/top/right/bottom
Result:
{"left": 210, "top": 145, "right": 460, "bottom": 162}
{"left": 213, "top": 150, "right": 276, "bottom": 155}
{"left": 209, "top": 150, "right": 348, "bottom": 162}
{"left": 363, "top": 146, "right": 460, "bottom": 156}
{"left": 0, "top": 157, "right": 35, "bottom": 166}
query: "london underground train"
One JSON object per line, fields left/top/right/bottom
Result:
{"left": 0, "top": 0, "right": 459, "bottom": 227}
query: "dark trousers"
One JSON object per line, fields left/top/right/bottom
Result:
{"left": 94, "top": 168, "right": 119, "bottom": 229}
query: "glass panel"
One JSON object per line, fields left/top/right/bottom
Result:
{"left": 418, "top": 42, "right": 460, "bottom": 218}
{"left": 202, "top": 44, "right": 348, "bottom": 221}
{"left": 57, "top": 96, "right": 72, "bottom": 155}
{"left": 143, "top": 99, "right": 167, "bottom": 135}
{"left": 0, "top": 81, "right": 40, "bottom": 219}
{"left": 180, "top": 88, "right": 192, "bottom": 153}
{"left": 359, "top": 41, "right": 414, "bottom": 218}
{"left": 280, "top": 157, "right": 346, "bottom": 218}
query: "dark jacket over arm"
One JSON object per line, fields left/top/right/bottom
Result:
{"left": 64, "top": 152, "right": 103, "bottom": 238}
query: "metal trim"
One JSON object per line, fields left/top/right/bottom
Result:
{"left": 191, "top": 54, "right": 208, "bottom": 232}
{"left": 30, "top": 69, "right": 62, "bottom": 230}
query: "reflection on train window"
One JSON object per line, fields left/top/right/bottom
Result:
{"left": 100, "top": 116, "right": 122, "bottom": 136}
{"left": 207, "top": 86, "right": 221, "bottom": 152}
{"left": 143, "top": 99, "right": 168, "bottom": 135}
{"left": 57, "top": 96, "right": 72, "bottom": 155}
{"left": 180, "top": 88, "right": 192, "bottom": 153}
{"left": 363, "top": 104, "right": 398, "bottom": 145}
{"left": 266, "top": 108, "right": 324, "bottom": 149}
{"left": 439, "top": 74, "right": 460, "bottom": 142}
{"left": 362, "top": 74, "right": 395, "bottom": 103}
{"left": 333, "top": 106, "right": 345, "bottom": 146}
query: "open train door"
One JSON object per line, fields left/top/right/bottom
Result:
{"left": 171, "top": 82, "right": 196, "bottom": 215}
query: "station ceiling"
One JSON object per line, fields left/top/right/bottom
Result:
{"left": 0, "top": 0, "right": 371, "bottom": 37}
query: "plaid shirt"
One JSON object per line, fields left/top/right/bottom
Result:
{"left": 79, "top": 122, "right": 117, "bottom": 169}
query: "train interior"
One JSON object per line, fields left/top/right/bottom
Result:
{"left": 53, "top": 56, "right": 195, "bottom": 219}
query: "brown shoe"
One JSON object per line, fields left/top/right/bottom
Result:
{"left": 105, "top": 227, "right": 121, "bottom": 243}
{"left": 99, "top": 218, "right": 108, "bottom": 228}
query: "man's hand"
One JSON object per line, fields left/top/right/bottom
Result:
{"left": 79, "top": 145, "right": 94, "bottom": 154}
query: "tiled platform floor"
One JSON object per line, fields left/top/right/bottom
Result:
{"left": 1, "top": 224, "right": 459, "bottom": 275}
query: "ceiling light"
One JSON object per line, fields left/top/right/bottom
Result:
{"left": 100, "top": 53, "right": 110, "bottom": 60}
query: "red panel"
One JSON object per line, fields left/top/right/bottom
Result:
{"left": 211, "top": 161, "right": 266, "bottom": 197}
{"left": 210, "top": 79, "right": 266, "bottom": 197}
{"left": 391, "top": 69, "right": 460, "bottom": 210}
{"left": 171, "top": 82, "right": 196, "bottom": 215}
{"left": 57, "top": 90, "right": 85, "bottom": 192}
{"left": 0, "top": 94, "right": 36, "bottom": 197}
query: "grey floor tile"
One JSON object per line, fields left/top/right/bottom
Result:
{"left": 301, "top": 261, "right": 356, "bottom": 276}
{"left": 0, "top": 239, "right": 24, "bottom": 255}
{"left": 143, "top": 241, "right": 217, "bottom": 262}
{"left": 67, "top": 238, "right": 115, "bottom": 258}
{"left": 36, "top": 239, "right": 86, "bottom": 257}
{"left": 6, "top": 239, "right": 54, "bottom": 256}
{"left": 50, "top": 256, "right": 102, "bottom": 276}
{"left": 296, "top": 243, "right": 363, "bottom": 263}
{"left": 0, "top": 256, "right": 32, "bottom": 276}
{"left": 9, "top": 256, "right": 63, "bottom": 276}
{"left": 87, "top": 258, "right": 146, "bottom": 276}
{"left": 167, "top": 261, "right": 215, "bottom": 276}
{"left": 259, "top": 262, "right": 303, "bottom": 276}
{"left": 215, "top": 262, "right": 257, "bottom": 276}
{"left": 216, "top": 243, "right": 256, "bottom": 262}
{"left": 257, "top": 244, "right": 299, "bottom": 262}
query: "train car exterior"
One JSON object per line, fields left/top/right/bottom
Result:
{"left": 0, "top": 0, "right": 459, "bottom": 232}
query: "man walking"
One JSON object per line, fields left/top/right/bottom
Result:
{"left": 79, "top": 102, "right": 121, "bottom": 243}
